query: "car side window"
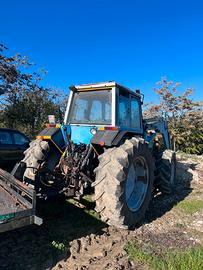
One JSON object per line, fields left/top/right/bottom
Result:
{"left": 0, "top": 131, "right": 13, "bottom": 145}
{"left": 13, "top": 133, "right": 29, "bottom": 145}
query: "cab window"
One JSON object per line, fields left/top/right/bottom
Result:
{"left": 118, "top": 94, "right": 130, "bottom": 127}
{"left": 69, "top": 90, "right": 112, "bottom": 125}
{"left": 131, "top": 97, "right": 141, "bottom": 129}
{"left": 118, "top": 90, "right": 141, "bottom": 129}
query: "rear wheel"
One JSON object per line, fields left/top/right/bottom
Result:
{"left": 93, "top": 137, "right": 154, "bottom": 229}
{"left": 13, "top": 139, "right": 50, "bottom": 191}
{"left": 15, "top": 139, "right": 61, "bottom": 196}
{"left": 22, "top": 139, "right": 50, "bottom": 183}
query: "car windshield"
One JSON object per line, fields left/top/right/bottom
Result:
{"left": 68, "top": 90, "right": 112, "bottom": 124}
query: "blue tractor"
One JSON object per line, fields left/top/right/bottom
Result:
{"left": 13, "top": 81, "right": 176, "bottom": 229}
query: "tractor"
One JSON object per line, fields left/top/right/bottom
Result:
{"left": 12, "top": 81, "right": 176, "bottom": 229}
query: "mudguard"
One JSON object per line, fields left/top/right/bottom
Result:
{"left": 36, "top": 124, "right": 71, "bottom": 151}
{"left": 91, "top": 130, "right": 138, "bottom": 147}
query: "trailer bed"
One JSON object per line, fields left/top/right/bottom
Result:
{"left": 0, "top": 168, "right": 42, "bottom": 233}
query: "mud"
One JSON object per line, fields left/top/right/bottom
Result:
{"left": 0, "top": 153, "right": 202, "bottom": 270}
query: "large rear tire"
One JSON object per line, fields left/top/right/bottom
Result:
{"left": 22, "top": 139, "right": 50, "bottom": 182}
{"left": 14, "top": 139, "right": 61, "bottom": 197}
{"left": 93, "top": 137, "right": 154, "bottom": 229}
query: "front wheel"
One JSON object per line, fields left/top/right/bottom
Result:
{"left": 93, "top": 137, "right": 154, "bottom": 229}
{"left": 154, "top": 150, "right": 176, "bottom": 194}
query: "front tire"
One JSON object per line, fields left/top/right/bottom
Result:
{"left": 93, "top": 138, "right": 154, "bottom": 229}
{"left": 154, "top": 150, "right": 176, "bottom": 194}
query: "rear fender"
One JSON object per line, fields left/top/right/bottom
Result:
{"left": 36, "top": 124, "right": 71, "bottom": 152}
{"left": 91, "top": 130, "right": 138, "bottom": 147}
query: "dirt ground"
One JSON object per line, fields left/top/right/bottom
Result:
{"left": 0, "top": 153, "right": 203, "bottom": 270}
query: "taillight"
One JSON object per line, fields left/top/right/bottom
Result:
{"left": 99, "top": 126, "right": 118, "bottom": 131}
{"left": 46, "top": 124, "right": 61, "bottom": 128}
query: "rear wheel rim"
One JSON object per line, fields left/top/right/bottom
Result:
{"left": 125, "top": 157, "right": 149, "bottom": 212}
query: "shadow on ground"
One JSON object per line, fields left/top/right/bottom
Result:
{"left": 145, "top": 160, "right": 195, "bottom": 223}
{"left": 0, "top": 160, "right": 195, "bottom": 270}
{"left": 0, "top": 197, "right": 106, "bottom": 270}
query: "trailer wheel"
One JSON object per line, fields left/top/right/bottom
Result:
{"left": 93, "top": 137, "right": 154, "bottom": 229}
{"left": 154, "top": 150, "right": 176, "bottom": 194}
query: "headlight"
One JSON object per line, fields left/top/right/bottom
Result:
{"left": 90, "top": 128, "right": 97, "bottom": 135}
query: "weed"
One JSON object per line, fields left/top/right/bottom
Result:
{"left": 174, "top": 200, "right": 203, "bottom": 214}
{"left": 51, "top": 241, "right": 66, "bottom": 251}
{"left": 82, "top": 194, "right": 93, "bottom": 203}
{"left": 175, "top": 223, "right": 185, "bottom": 228}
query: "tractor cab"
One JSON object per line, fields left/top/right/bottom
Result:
{"left": 64, "top": 81, "right": 143, "bottom": 145}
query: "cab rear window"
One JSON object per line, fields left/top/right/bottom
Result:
{"left": 68, "top": 90, "right": 112, "bottom": 125}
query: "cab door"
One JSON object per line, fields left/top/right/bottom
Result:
{"left": 130, "top": 95, "right": 142, "bottom": 131}
{"left": 118, "top": 92, "right": 130, "bottom": 127}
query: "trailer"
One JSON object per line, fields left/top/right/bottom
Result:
{"left": 0, "top": 168, "right": 42, "bottom": 233}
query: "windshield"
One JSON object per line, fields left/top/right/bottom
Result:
{"left": 68, "top": 90, "right": 112, "bottom": 124}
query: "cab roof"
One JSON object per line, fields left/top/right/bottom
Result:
{"left": 69, "top": 81, "right": 141, "bottom": 98}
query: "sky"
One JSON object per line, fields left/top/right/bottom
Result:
{"left": 0, "top": 0, "right": 203, "bottom": 103}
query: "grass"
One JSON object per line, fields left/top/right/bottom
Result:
{"left": 125, "top": 241, "right": 203, "bottom": 270}
{"left": 174, "top": 200, "right": 203, "bottom": 214}
{"left": 175, "top": 222, "right": 186, "bottom": 229}
{"left": 176, "top": 151, "right": 203, "bottom": 162}
{"left": 51, "top": 241, "right": 66, "bottom": 251}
